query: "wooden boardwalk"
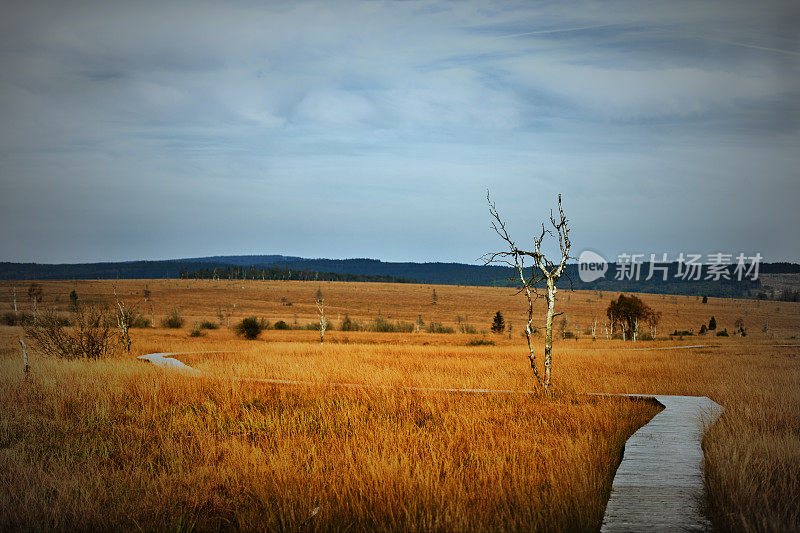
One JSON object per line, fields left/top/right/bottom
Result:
{"left": 601, "top": 395, "right": 723, "bottom": 532}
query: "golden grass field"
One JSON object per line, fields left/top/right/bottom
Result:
{"left": 1, "top": 279, "right": 799, "bottom": 531}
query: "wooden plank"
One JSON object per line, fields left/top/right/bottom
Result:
{"left": 601, "top": 395, "right": 723, "bottom": 532}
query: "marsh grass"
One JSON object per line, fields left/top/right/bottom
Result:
{"left": 1, "top": 279, "right": 799, "bottom": 531}
{"left": 0, "top": 353, "right": 657, "bottom": 532}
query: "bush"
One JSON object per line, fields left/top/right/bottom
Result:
{"left": 716, "top": 328, "right": 729, "bottom": 337}
{"left": 198, "top": 320, "right": 219, "bottom": 330}
{"left": 189, "top": 327, "right": 206, "bottom": 338}
{"left": 459, "top": 323, "right": 478, "bottom": 334}
{"left": 161, "top": 309, "right": 184, "bottom": 329}
{"left": 236, "top": 317, "right": 267, "bottom": 339}
{"left": 273, "top": 320, "right": 290, "bottom": 330}
{"left": 367, "top": 317, "right": 414, "bottom": 333}
{"left": 23, "top": 307, "right": 119, "bottom": 359}
{"left": 2, "top": 312, "right": 34, "bottom": 326}
{"left": 130, "top": 314, "right": 152, "bottom": 328}
{"left": 426, "top": 322, "right": 455, "bottom": 334}
{"left": 563, "top": 331, "right": 577, "bottom": 340}
{"left": 370, "top": 316, "right": 395, "bottom": 333}
{"left": 340, "top": 315, "right": 362, "bottom": 332}
{"left": 467, "top": 338, "right": 495, "bottom": 346}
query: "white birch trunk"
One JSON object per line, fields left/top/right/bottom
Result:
{"left": 19, "top": 337, "right": 29, "bottom": 376}
{"left": 316, "top": 299, "right": 326, "bottom": 343}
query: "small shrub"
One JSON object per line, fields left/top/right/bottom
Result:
{"left": 367, "top": 317, "right": 414, "bottom": 333}
{"left": 23, "top": 307, "right": 119, "bottom": 359}
{"left": 2, "top": 312, "right": 34, "bottom": 326}
{"left": 130, "top": 314, "right": 152, "bottom": 328}
{"left": 371, "top": 316, "right": 396, "bottom": 333}
{"left": 198, "top": 320, "right": 219, "bottom": 330}
{"left": 563, "top": 331, "right": 577, "bottom": 340}
{"left": 459, "top": 323, "right": 478, "bottom": 334}
{"left": 467, "top": 338, "right": 495, "bottom": 346}
{"left": 273, "top": 320, "right": 290, "bottom": 330}
{"left": 340, "top": 315, "right": 362, "bottom": 332}
{"left": 426, "top": 322, "right": 455, "bottom": 334}
{"left": 189, "top": 327, "right": 206, "bottom": 338}
{"left": 716, "top": 328, "right": 729, "bottom": 337}
{"left": 161, "top": 309, "right": 184, "bottom": 329}
{"left": 236, "top": 317, "right": 267, "bottom": 340}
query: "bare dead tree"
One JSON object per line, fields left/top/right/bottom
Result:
{"left": 482, "top": 192, "right": 572, "bottom": 390}
{"left": 27, "top": 283, "right": 43, "bottom": 319}
{"left": 114, "top": 290, "right": 137, "bottom": 352}
{"left": 316, "top": 296, "right": 326, "bottom": 344}
{"left": 12, "top": 286, "right": 18, "bottom": 314}
{"left": 19, "top": 337, "right": 29, "bottom": 377}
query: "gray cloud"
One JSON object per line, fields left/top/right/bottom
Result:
{"left": 1, "top": 0, "right": 798, "bottom": 264}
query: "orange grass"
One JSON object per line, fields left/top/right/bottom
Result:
{"left": 0, "top": 351, "right": 657, "bottom": 531}
{"left": 1, "top": 279, "right": 799, "bottom": 531}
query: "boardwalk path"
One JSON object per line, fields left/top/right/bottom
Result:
{"left": 600, "top": 394, "right": 723, "bottom": 532}
{"left": 138, "top": 351, "right": 724, "bottom": 531}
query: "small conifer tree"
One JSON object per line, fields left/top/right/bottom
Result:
{"left": 491, "top": 311, "right": 505, "bottom": 334}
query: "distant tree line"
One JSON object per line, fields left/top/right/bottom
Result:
{"left": 179, "top": 265, "right": 415, "bottom": 284}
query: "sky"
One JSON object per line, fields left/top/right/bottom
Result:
{"left": 1, "top": 0, "right": 798, "bottom": 265}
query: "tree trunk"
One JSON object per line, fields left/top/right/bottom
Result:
{"left": 19, "top": 338, "right": 29, "bottom": 376}
{"left": 317, "top": 299, "right": 326, "bottom": 344}
{"left": 523, "top": 288, "right": 543, "bottom": 385}
{"left": 543, "top": 278, "right": 556, "bottom": 389}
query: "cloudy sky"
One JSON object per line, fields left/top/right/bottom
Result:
{"left": 1, "top": 0, "right": 798, "bottom": 264}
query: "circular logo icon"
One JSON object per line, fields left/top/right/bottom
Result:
{"left": 578, "top": 250, "right": 608, "bottom": 282}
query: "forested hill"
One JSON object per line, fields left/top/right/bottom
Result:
{"left": 1, "top": 255, "right": 799, "bottom": 298}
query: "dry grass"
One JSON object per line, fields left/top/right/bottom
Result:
{"left": 0, "top": 348, "right": 656, "bottom": 531}
{"left": 1, "top": 279, "right": 799, "bottom": 531}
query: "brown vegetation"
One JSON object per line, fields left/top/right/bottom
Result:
{"left": 0, "top": 279, "right": 799, "bottom": 531}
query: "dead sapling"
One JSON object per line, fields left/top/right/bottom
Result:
{"left": 482, "top": 192, "right": 572, "bottom": 390}
{"left": 316, "top": 296, "right": 326, "bottom": 344}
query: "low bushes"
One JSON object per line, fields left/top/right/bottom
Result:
{"left": 236, "top": 317, "right": 268, "bottom": 340}
{"left": 161, "top": 309, "right": 184, "bottom": 329}
{"left": 467, "top": 338, "right": 494, "bottom": 346}
{"left": 22, "top": 307, "right": 118, "bottom": 359}
{"left": 425, "top": 322, "right": 454, "bottom": 334}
